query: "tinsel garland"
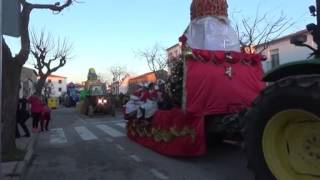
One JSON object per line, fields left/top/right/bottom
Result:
{"left": 127, "top": 121, "right": 196, "bottom": 143}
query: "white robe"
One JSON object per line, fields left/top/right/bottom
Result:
{"left": 125, "top": 95, "right": 143, "bottom": 114}
{"left": 185, "top": 16, "right": 240, "bottom": 52}
{"left": 137, "top": 99, "right": 158, "bottom": 119}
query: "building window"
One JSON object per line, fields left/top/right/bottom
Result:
{"left": 58, "top": 88, "right": 62, "bottom": 92}
{"left": 48, "top": 79, "right": 51, "bottom": 83}
{"left": 58, "top": 80, "right": 62, "bottom": 84}
{"left": 270, "top": 49, "right": 280, "bottom": 68}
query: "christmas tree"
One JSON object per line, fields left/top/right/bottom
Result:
{"left": 166, "top": 56, "right": 184, "bottom": 107}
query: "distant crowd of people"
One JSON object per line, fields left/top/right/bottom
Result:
{"left": 124, "top": 80, "right": 172, "bottom": 121}
{"left": 16, "top": 93, "right": 51, "bottom": 138}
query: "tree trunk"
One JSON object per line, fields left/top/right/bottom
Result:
{"left": 1, "top": 57, "right": 22, "bottom": 157}
{"left": 35, "top": 76, "right": 47, "bottom": 96}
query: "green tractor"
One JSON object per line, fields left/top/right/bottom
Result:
{"left": 83, "top": 82, "right": 116, "bottom": 117}
{"left": 77, "top": 68, "right": 116, "bottom": 117}
{"left": 244, "top": 1, "right": 320, "bottom": 179}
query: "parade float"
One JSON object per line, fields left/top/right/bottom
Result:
{"left": 125, "top": 0, "right": 266, "bottom": 156}
{"left": 63, "top": 82, "right": 80, "bottom": 107}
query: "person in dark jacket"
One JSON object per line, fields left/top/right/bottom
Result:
{"left": 16, "top": 96, "right": 31, "bottom": 138}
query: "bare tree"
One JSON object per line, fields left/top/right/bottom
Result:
{"left": 110, "top": 65, "right": 127, "bottom": 82}
{"left": 2, "top": 0, "right": 74, "bottom": 158}
{"left": 234, "top": 8, "right": 294, "bottom": 54}
{"left": 31, "top": 30, "right": 72, "bottom": 95}
{"left": 97, "top": 73, "right": 112, "bottom": 84}
{"left": 137, "top": 44, "right": 168, "bottom": 79}
{"left": 43, "top": 81, "right": 54, "bottom": 98}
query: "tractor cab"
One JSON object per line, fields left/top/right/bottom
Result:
{"left": 84, "top": 82, "right": 115, "bottom": 116}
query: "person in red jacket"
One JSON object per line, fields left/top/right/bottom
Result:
{"left": 40, "top": 103, "right": 51, "bottom": 131}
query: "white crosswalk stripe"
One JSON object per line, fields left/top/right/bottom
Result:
{"left": 96, "top": 124, "right": 125, "bottom": 137}
{"left": 75, "top": 126, "right": 98, "bottom": 141}
{"left": 150, "top": 169, "right": 169, "bottom": 180}
{"left": 115, "top": 122, "right": 126, "bottom": 128}
{"left": 50, "top": 128, "right": 68, "bottom": 144}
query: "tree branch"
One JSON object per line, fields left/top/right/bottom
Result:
{"left": 30, "top": 0, "right": 73, "bottom": 12}
{"left": 137, "top": 44, "right": 168, "bottom": 78}
{"left": 31, "top": 30, "right": 72, "bottom": 78}
{"left": 235, "top": 9, "right": 294, "bottom": 54}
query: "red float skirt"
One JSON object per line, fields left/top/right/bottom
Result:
{"left": 126, "top": 50, "right": 266, "bottom": 156}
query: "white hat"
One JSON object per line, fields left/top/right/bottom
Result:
{"left": 157, "top": 79, "right": 165, "bottom": 84}
{"left": 130, "top": 95, "right": 140, "bottom": 101}
{"left": 144, "top": 82, "right": 150, "bottom": 88}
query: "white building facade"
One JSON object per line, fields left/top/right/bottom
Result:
{"left": 256, "top": 30, "right": 316, "bottom": 72}
{"left": 166, "top": 43, "right": 182, "bottom": 75}
{"left": 19, "top": 67, "right": 37, "bottom": 98}
{"left": 46, "top": 75, "right": 67, "bottom": 97}
{"left": 110, "top": 74, "right": 132, "bottom": 95}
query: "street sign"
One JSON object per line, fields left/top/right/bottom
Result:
{"left": 2, "top": 0, "right": 20, "bottom": 37}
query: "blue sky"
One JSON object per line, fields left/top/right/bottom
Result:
{"left": 5, "top": 0, "right": 315, "bottom": 83}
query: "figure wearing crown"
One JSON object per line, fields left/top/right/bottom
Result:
{"left": 184, "top": 0, "right": 240, "bottom": 52}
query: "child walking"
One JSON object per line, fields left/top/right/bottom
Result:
{"left": 40, "top": 102, "right": 51, "bottom": 131}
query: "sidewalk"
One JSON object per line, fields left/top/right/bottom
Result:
{"left": 1, "top": 123, "right": 38, "bottom": 180}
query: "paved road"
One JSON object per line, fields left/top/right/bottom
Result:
{"left": 24, "top": 108, "right": 254, "bottom": 180}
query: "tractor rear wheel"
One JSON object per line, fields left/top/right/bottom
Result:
{"left": 244, "top": 75, "right": 320, "bottom": 180}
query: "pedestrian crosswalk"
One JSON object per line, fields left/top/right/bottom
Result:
{"left": 74, "top": 126, "right": 98, "bottom": 141}
{"left": 50, "top": 128, "right": 68, "bottom": 144}
{"left": 96, "top": 124, "right": 125, "bottom": 138}
{"left": 115, "top": 122, "right": 126, "bottom": 128}
{"left": 48, "top": 122, "right": 127, "bottom": 145}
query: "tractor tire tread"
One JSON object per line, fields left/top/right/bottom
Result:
{"left": 243, "top": 75, "right": 320, "bottom": 180}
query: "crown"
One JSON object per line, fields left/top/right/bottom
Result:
{"left": 191, "top": 0, "right": 228, "bottom": 20}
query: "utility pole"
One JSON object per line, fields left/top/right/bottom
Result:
{"left": 0, "top": 0, "right": 3, "bottom": 178}
{"left": 307, "top": 0, "right": 320, "bottom": 57}
{"left": 1, "top": 1, "right": 20, "bottom": 177}
{"left": 316, "top": 0, "right": 320, "bottom": 52}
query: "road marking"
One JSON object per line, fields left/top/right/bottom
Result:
{"left": 92, "top": 119, "right": 126, "bottom": 124}
{"left": 50, "top": 128, "right": 67, "bottom": 144}
{"left": 74, "top": 126, "right": 98, "bottom": 141}
{"left": 150, "top": 169, "right": 169, "bottom": 180}
{"left": 116, "top": 122, "right": 126, "bottom": 128}
{"left": 105, "top": 137, "right": 114, "bottom": 143}
{"left": 130, "top": 154, "right": 142, "bottom": 162}
{"left": 79, "top": 119, "right": 87, "bottom": 124}
{"left": 115, "top": 144, "right": 125, "bottom": 151}
{"left": 96, "top": 124, "right": 125, "bottom": 137}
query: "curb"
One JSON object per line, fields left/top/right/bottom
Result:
{"left": 7, "top": 134, "right": 38, "bottom": 180}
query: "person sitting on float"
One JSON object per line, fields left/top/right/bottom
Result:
{"left": 137, "top": 82, "right": 158, "bottom": 121}
{"left": 152, "top": 80, "right": 170, "bottom": 110}
{"left": 124, "top": 83, "right": 144, "bottom": 119}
